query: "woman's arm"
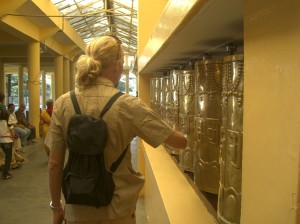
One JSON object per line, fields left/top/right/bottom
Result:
{"left": 48, "top": 150, "right": 65, "bottom": 224}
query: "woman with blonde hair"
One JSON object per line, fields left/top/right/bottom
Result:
{"left": 40, "top": 99, "right": 53, "bottom": 156}
{"left": 46, "top": 35, "right": 187, "bottom": 224}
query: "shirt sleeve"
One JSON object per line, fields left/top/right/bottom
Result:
{"left": 8, "top": 114, "right": 13, "bottom": 125}
{"left": 119, "top": 96, "right": 174, "bottom": 148}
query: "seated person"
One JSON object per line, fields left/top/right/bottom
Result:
{"left": 8, "top": 103, "right": 31, "bottom": 146}
{"left": 40, "top": 99, "right": 53, "bottom": 156}
{"left": 0, "top": 148, "right": 24, "bottom": 171}
{"left": 15, "top": 103, "right": 36, "bottom": 142}
{"left": 13, "top": 132, "right": 23, "bottom": 153}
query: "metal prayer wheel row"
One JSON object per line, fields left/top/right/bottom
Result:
{"left": 150, "top": 54, "right": 244, "bottom": 224}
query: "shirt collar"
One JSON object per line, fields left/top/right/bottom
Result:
{"left": 93, "top": 77, "right": 115, "bottom": 87}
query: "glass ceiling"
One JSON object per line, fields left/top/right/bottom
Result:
{"left": 50, "top": 0, "right": 138, "bottom": 56}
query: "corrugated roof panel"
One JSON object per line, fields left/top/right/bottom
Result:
{"left": 51, "top": 0, "right": 137, "bottom": 56}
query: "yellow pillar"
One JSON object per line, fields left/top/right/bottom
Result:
{"left": 243, "top": 1, "right": 300, "bottom": 223}
{"left": 138, "top": 74, "right": 151, "bottom": 106}
{"left": 135, "top": 73, "right": 138, "bottom": 97}
{"left": 18, "top": 66, "right": 24, "bottom": 105}
{"left": 137, "top": 73, "right": 151, "bottom": 197}
{"left": 51, "top": 73, "right": 55, "bottom": 99}
{"left": 70, "top": 61, "right": 76, "bottom": 90}
{"left": 0, "top": 60, "right": 5, "bottom": 97}
{"left": 125, "top": 55, "right": 129, "bottom": 67}
{"left": 138, "top": 0, "right": 168, "bottom": 57}
{"left": 138, "top": 0, "right": 168, "bottom": 102}
{"left": 41, "top": 70, "right": 46, "bottom": 109}
{"left": 125, "top": 71, "right": 129, "bottom": 94}
{"left": 63, "top": 57, "right": 70, "bottom": 94}
{"left": 54, "top": 55, "right": 63, "bottom": 99}
{"left": 27, "top": 41, "right": 40, "bottom": 137}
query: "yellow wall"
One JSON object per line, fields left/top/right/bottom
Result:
{"left": 138, "top": 0, "right": 300, "bottom": 223}
{"left": 137, "top": 0, "right": 168, "bottom": 106}
{"left": 242, "top": 1, "right": 300, "bottom": 223}
{"left": 142, "top": 141, "right": 216, "bottom": 224}
{"left": 137, "top": 0, "right": 168, "bottom": 58}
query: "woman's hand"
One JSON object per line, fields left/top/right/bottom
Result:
{"left": 10, "top": 129, "right": 15, "bottom": 139}
{"left": 52, "top": 208, "right": 64, "bottom": 224}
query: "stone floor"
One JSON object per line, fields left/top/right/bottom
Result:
{"left": 0, "top": 138, "right": 148, "bottom": 224}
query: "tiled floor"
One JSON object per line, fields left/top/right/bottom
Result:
{"left": 0, "top": 138, "right": 148, "bottom": 224}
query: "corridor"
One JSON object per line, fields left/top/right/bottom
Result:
{"left": 0, "top": 138, "right": 148, "bottom": 224}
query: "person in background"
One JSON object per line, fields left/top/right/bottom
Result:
{"left": 0, "top": 94, "right": 23, "bottom": 170}
{"left": 40, "top": 99, "right": 53, "bottom": 156}
{"left": 0, "top": 91, "right": 6, "bottom": 111}
{"left": 15, "top": 103, "right": 36, "bottom": 143}
{"left": 0, "top": 108, "right": 14, "bottom": 180}
{"left": 0, "top": 148, "right": 24, "bottom": 171}
{"left": 46, "top": 35, "right": 187, "bottom": 224}
{"left": 8, "top": 103, "right": 31, "bottom": 147}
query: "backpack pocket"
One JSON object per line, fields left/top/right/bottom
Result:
{"left": 65, "top": 172, "right": 99, "bottom": 207}
{"left": 64, "top": 171, "right": 115, "bottom": 208}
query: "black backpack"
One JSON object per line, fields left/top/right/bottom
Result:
{"left": 62, "top": 90, "right": 128, "bottom": 208}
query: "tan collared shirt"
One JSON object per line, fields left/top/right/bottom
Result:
{"left": 45, "top": 77, "right": 173, "bottom": 221}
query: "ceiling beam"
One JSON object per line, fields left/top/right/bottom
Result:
{"left": 105, "top": 0, "right": 116, "bottom": 34}
{"left": 0, "top": 0, "right": 27, "bottom": 15}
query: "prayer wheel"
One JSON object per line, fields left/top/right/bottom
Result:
{"left": 161, "top": 76, "right": 171, "bottom": 124}
{"left": 153, "top": 77, "right": 163, "bottom": 118}
{"left": 150, "top": 78, "right": 156, "bottom": 112}
{"left": 218, "top": 54, "right": 244, "bottom": 224}
{"left": 169, "top": 70, "right": 180, "bottom": 131}
{"left": 194, "top": 58, "right": 223, "bottom": 194}
{"left": 178, "top": 69, "right": 195, "bottom": 172}
{"left": 164, "top": 70, "right": 181, "bottom": 155}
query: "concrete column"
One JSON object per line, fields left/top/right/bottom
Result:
{"left": 27, "top": 41, "right": 40, "bottom": 136}
{"left": 125, "top": 55, "right": 129, "bottom": 67}
{"left": 51, "top": 73, "right": 55, "bottom": 100}
{"left": 137, "top": 74, "right": 151, "bottom": 193}
{"left": 54, "top": 55, "right": 63, "bottom": 99}
{"left": 70, "top": 61, "right": 76, "bottom": 90}
{"left": 63, "top": 57, "right": 70, "bottom": 93}
{"left": 41, "top": 70, "right": 46, "bottom": 109}
{"left": 18, "top": 66, "right": 24, "bottom": 105}
{"left": 135, "top": 73, "right": 138, "bottom": 97}
{"left": 138, "top": 73, "right": 151, "bottom": 106}
{"left": 0, "top": 60, "right": 5, "bottom": 100}
{"left": 125, "top": 71, "right": 129, "bottom": 94}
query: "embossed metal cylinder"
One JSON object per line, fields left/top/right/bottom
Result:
{"left": 162, "top": 75, "right": 174, "bottom": 153}
{"left": 153, "top": 77, "right": 163, "bottom": 118}
{"left": 150, "top": 78, "right": 156, "bottom": 112}
{"left": 178, "top": 69, "right": 195, "bottom": 172}
{"left": 161, "top": 76, "right": 170, "bottom": 123}
{"left": 218, "top": 54, "right": 244, "bottom": 224}
{"left": 169, "top": 70, "right": 180, "bottom": 131}
{"left": 194, "top": 58, "right": 222, "bottom": 194}
{"left": 164, "top": 70, "right": 180, "bottom": 155}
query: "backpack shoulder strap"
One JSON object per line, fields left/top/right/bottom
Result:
{"left": 109, "top": 145, "right": 129, "bottom": 174}
{"left": 70, "top": 90, "right": 81, "bottom": 114}
{"left": 70, "top": 90, "right": 123, "bottom": 116}
{"left": 99, "top": 91, "right": 123, "bottom": 118}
